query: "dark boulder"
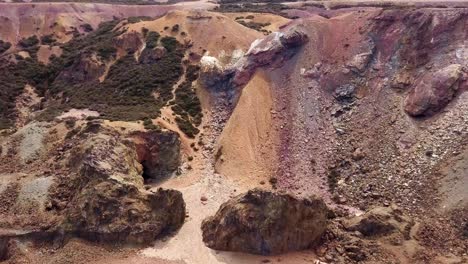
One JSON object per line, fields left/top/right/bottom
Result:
{"left": 404, "top": 64, "right": 464, "bottom": 117}
{"left": 201, "top": 189, "right": 328, "bottom": 255}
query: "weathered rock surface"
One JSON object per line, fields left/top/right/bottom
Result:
{"left": 343, "top": 205, "right": 414, "bottom": 238}
{"left": 280, "top": 27, "right": 309, "bottom": 48}
{"left": 56, "top": 54, "right": 106, "bottom": 84}
{"left": 320, "top": 206, "right": 419, "bottom": 263}
{"left": 231, "top": 26, "right": 308, "bottom": 87}
{"left": 131, "top": 130, "right": 181, "bottom": 180}
{"left": 404, "top": 64, "right": 465, "bottom": 117}
{"left": 115, "top": 31, "right": 143, "bottom": 54}
{"left": 201, "top": 189, "right": 328, "bottom": 255}
{"left": 49, "top": 122, "right": 185, "bottom": 243}
{"left": 199, "top": 25, "right": 308, "bottom": 90}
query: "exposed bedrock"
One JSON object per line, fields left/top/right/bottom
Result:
{"left": 342, "top": 205, "right": 414, "bottom": 238}
{"left": 404, "top": 64, "right": 466, "bottom": 117}
{"left": 232, "top": 26, "right": 309, "bottom": 87}
{"left": 55, "top": 53, "right": 106, "bottom": 84}
{"left": 115, "top": 31, "right": 143, "bottom": 54}
{"left": 201, "top": 189, "right": 329, "bottom": 255}
{"left": 130, "top": 130, "right": 181, "bottom": 181}
{"left": 199, "top": 25, "right": 308, "bottom": 92}
{"left": 48, "top": 122, "right": 185, "bottom": 244}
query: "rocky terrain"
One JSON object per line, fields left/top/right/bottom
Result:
{"left": 0, "top": 1, "right": 467, "bottom": 264}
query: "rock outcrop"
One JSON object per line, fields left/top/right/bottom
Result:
{"left": 404, "top": 64, "right": 465, "bottom": 117}
{"left": 320, "top": 206, "right": 418, "bottom": 263}
{"left": 232, "top": 26, "right": 308, "bottom": 87}
{"left": 198, "top": 55, "right": 230, "bottom": 90}
{"left": 55, "top": 54, "right": 106, "bottom": 84}
{"left": 201, "top": 189, "right": 328, "bottom": 255}
{"left": 199, "top": 26, "right": 308, "bottom": 90}
{"left": 130, "top": 130, "right": 181, "bottom": 181}
{"left": 49, "top": 122, "right": 185, "bottom": 243}
{"left": 115, "top": 31, "right": 143, "bottom": 54}
{"left": 342, "top": 205, "right": 414, "bottom": 238}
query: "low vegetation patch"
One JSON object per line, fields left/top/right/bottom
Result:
{"left": 80, "top": 23, "right": 94, "bottom": 32}
{"left": 18, "top": 35, "right": 39, "bottom": 48}
{"left": 0, "top": 40, "right": 11, "bottom": 54}
{"left": 0, "top": 19, "right": 192, "bottom": 129}
{"left": 40, "top": 34, "right": 56, "bottom": 45}
{"left": 146, "top": 31, "right": 160, "bottom": 49}
{"left": 215, "top": 2, "right": 290, "bottom": 16}
{"left": 172, "top": 64, "right": 203, "bottom": 138}
{"left": 236, "top": 20, "right": 272, "bottom": 34}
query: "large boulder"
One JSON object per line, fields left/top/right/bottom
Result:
{"left": 49, "top": 122, "right": 186, "bottom": 244}
{"left": 201, "top": 189, "right": 329, "bottom": 255}
{"left": 198, "top": 26, "right": 308, "bottom": 89}
{"left": 69, "top": 184, "right": 185, "bottom": 243}
{"left": 404, "top": 64, "right": 465, "bottom": 117}
{"left": 231, "top": 26, "right": 308, "bottom": 87}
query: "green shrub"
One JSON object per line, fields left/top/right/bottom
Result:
{"left": 142, "top": 27, "right": 149, "bottom": 37}
{"left": 97, "top": 44, "right": 117, "bottom": 60}
{"left": 81, "top": 23, "right": 93, "bottom": 32}
{"left": 18, "top": 35, "right": 39, "bottom": 48}
{"left": 143, "top": 117, "right": 160, "bottom": 131}
{"left": 64, "top": 118, "right": 76, "bottom": 129}
{"left": 41, "top": 34, "right": 56, "bottom": 45}
{"left": 127, "top": 16, "right": 153, "bottom": 24}
{"left": 236, "top": 20, "right": 271, "bottom": 32}
{"left": 175, "top": 116, "right": 199, "bottom": 138}
{"left": 0, "top": 18, "right": 193, "bottom": 129}
{"left": 0, "top": 40, "right": 11, "bottom": 54}
{"left": 160, "top": 36, "right": 179, "bottom": 52}
{"left": 172, "top": 64, "right": 203, "bottom": 137}
{"left": 146, "top": 31, "right": 160, "bottom": 49}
